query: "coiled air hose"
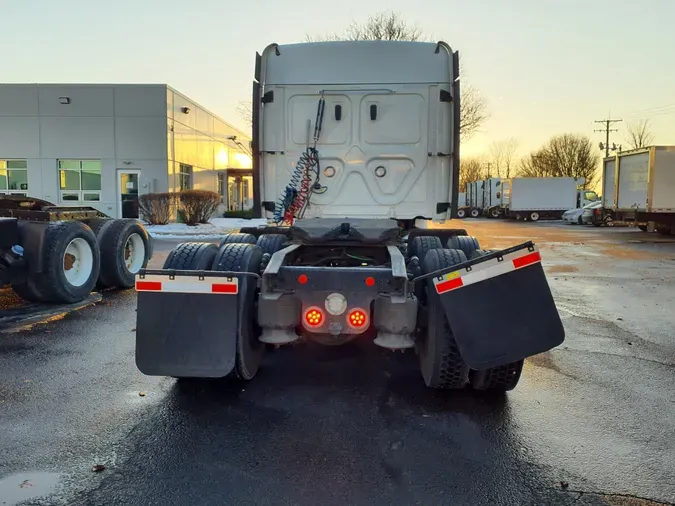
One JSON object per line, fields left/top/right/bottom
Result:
{"left": 274, "top": 96, "right": 326, "bottom": 224}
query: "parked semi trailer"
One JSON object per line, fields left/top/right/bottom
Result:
{"left": 134, "top": 41, "right": 565, "bottom": 392}
{"left": 0, "top": 195, "right": 152, "bottom": 304}
{"left": 492, "top": 177, "right": 598, "bottom": 221}
{"left": 457, "top": 180, "right": 482, "bottom": 218}
{"left": 602, "top": 146, "right": 675, "bottom": 235}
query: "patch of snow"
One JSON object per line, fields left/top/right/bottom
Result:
{"left": 146, "top": 218, "right": 269, "bottom": 239}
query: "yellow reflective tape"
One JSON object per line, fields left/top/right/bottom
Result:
{"left": 442, "top": 270, "right": 460, "bottom": 281}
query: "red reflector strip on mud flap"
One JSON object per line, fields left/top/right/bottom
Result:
{"left": 431, "top": 246, "right": 565, "bottom": 370}
{"left": 434, "top": 250, "right": 542, "bottom": 294}
{"left": 135, "top": 275, "right": 238, "bottom": 294}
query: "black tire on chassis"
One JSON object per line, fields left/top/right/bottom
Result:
{"left": 255, "top": 234, "right": 288, "bottom": 255}
{"left": 163, "top": 242, "right": 219, "bottom": 270}
{"left": 456, "top": 208, "right": 466, "bottom": 219}
{"left": 418, "top": 248, "right": 469, "bottom": 389}
{"left": 529, "top": 212, "right": 540, "bottom": 222}
{"left": 470, "top": 208, "right": 480, "bottom": 218}
{"left": 470, "top": 360, "right": 524, "bottom": 392}
{"left": 447, "top": 235, "right": 480, "bottom": 259}
{"left": 26, "top": 221, "right": 101, "bottom": 304}
{"left": 97, "top": 219, "right": 151, "bottom": 288}
{"left": 211, "top": 243, "right": 265, "bottom": 380}
{"left": 11, "top": 276, "right": 46, "bottom": 303}
{"left": 489, "top": 207, "right": 500, "bottom": 219}
{"left": 656, "top": 224, "right": 672, "bottom": 236}
{"left": 409, "top": 236, "right": 443, "bottom": 263}
{"left": 219, "top": 233, "right": 257, "bottom": 248}
{"left": 638, "top": 225, "right": 648, "bottom": 232}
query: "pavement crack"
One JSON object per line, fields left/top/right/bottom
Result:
{"left": 566, "top": 488, "right": 674, "bottom": 506}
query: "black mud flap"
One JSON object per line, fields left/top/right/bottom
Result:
{"left": 428, "top": 243, "right": 564, "bottom": 370}
{"left": 135, "top": 270, "right": 245, "bottom": 378}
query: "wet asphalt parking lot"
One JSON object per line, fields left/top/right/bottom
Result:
{"left": 1, "top": 220, "right": 674, "bottom": 506}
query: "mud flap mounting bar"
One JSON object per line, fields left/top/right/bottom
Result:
{"left": 135, "top": 269, "right": 260, "bottom": 378}
{"left": 413, "top": 242, "right": 565, "bottom": 370}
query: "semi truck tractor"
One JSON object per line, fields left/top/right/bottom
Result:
{"left": 481, "top": 177, "right": 502, "bottom": 218}
{"left": 602, "top": 146, "right": 675, "bottom": 235}
{"left": 492, "top": 177, "right": 598, "bottom": 221}
{"left": 1, "top": 195, "right": 152, "bottom": 304}
{"left": 134, "top": 41, "right": 565, "bottom": 392}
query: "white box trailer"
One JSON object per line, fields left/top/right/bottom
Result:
{"left": 603, "top": 146, "right": 675, "bottom": 234}
{"left": 457, "top": 181, "right": 483, "bottom": 218}
{"left": 134, "top": 40, "right": 565, "bottom": 394}
{"left": 498, "top": 177, "right": 596, "bottom": 221}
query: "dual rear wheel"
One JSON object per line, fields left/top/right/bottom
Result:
{"left": 163, "top": 234, "right": 288, "bottom": 381}
{"left": 416, "top": 236, "right": 524, "bottom": 392}
{"left": 12, "top": 219, "right": 151, "bottom": 304}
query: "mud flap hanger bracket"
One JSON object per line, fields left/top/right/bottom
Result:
{"left": 138, "top": 268, "right": 261, "bottom": 284}
{"left": 411, "top": 241, "right": 536, "bottom": 286}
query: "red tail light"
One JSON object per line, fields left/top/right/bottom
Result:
{"left": 347, "top": 309, "right": 368, "bottom": 329}
{"left": 304, "top": 307, "right": 324, "bottom": 327}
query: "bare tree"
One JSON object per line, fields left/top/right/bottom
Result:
{"left": 459, "top": 157, "right": 488, "bottom": 191}
{"left": 518, "top": 134, "right": 599, "bottom": 188}
{"left": 235, "top": 12, "right": 488, "bottom": 139}
{"left": 488, "top": 138, "right": 519, "bottom": 178}
{"left": 625, "top": 119, "right": 654, "bottom": 150}
{"left": 236, "top": 100, "right": 253, "bottom": 128}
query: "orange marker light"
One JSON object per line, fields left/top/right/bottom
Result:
{"left": 304, "top": 307, "right": 324, "bottom": 327}
{"left": 347, "top": 309, "right": 368, "bottom": 328}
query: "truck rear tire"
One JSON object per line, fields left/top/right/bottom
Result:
{"left": 30, "top": 221, "right": 101, "bottom": 304}
{"left": 255, "top": 234, "right": 288, "bottom": 255}
{"left": 470, "top": 208, "right": 480, "bottom": 218}
{"left": 409, "top": 236, "right": 443, "bottom": 263}
{"left": 656, "top": 224, "right": 672, "bottom": 236}
{"left": 489, "top": 207, "right": 500, "bottom": 219}
{"left": 470, "top": 360, "right": 524, "bottom": 392}
{"left": 11, "top": 277, "right": 46, "bottom": 303}
{"left": 219, "top": 233, "right": 257, "bottom": 248}
{"left": 447, "top": 236, "right": 480, "bottom": 259}
{"left": 529, "top": 212, "right": 540, "bottom": 222}
{"left": 211, "top": 244, "right": 265, "bottom": 380}
{"left": 163, "top": 242, "right": 219, "bottom": 270}
{"left": 456, "top": 208, "right": 466, "bottom": 218}
{"left": 97, "top": 219, "right": 151, "bottom": 288}
{"left": 418, "top": 248, "right": 469, "bottom": 389}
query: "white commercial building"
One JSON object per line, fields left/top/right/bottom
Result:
{"left": 0, "top": 84, "right": 253, "bottom": 219}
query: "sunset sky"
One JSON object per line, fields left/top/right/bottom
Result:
{"left": 2, "top": 0, "right": 673, "bottom": 159}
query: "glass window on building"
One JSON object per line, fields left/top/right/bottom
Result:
{"left": 217, "top": 173, "right": 225, "bottom": 197}
{"left": 58, "top": 160, "right": 102, "bottom": 202}
{"left": 0, "top": 160, "right": 29, "bottom": 196}
{"left": 178, "top": 164, "right": 193, "bottom": 191}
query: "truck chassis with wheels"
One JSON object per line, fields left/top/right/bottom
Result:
{"left": 1, "top": 195, "right": 153, "bottom": 304}
{"left": 134, "top": 40, "right": 565, "bottom": 392}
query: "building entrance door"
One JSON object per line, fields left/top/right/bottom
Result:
{"left": 227, "top": 173, "right": 253, "bottom": 211}
{"left": 117, "top": 170, "right": 141, "bottom": 219}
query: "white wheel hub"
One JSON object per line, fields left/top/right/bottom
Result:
{"left": 530, "top": 212, "right": 540, "bottom": 221}
{"left": 124, "top": 233, "right": 146, "bottom": 274}
{"left": 63, "top": 238, "right": 94, "bottom": 287}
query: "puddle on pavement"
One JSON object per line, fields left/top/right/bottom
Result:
{"left": 0, "top": 293, "right": 102, "bottom": 334}
{"left": 0, "top": 472, "right": 61, "bottom": 505}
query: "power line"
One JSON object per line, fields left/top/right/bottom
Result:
{"left": 594, "top": 118, "right": 622, "bottom": 157}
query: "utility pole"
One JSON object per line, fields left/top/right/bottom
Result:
{"left": 594, "top": 118, "right": 622, "bottom": 157}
